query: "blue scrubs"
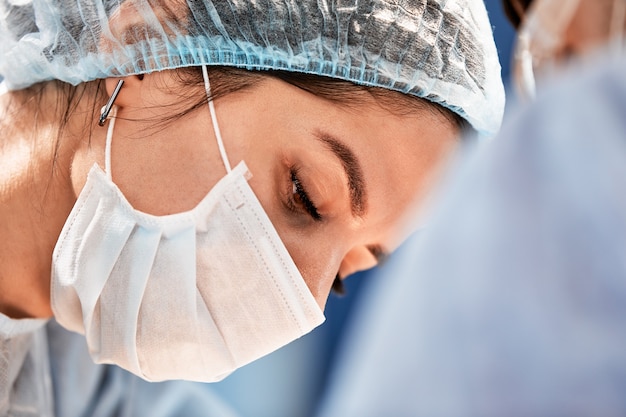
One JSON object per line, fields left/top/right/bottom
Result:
{"left": 317, "top": 52, "right": 626, "bottom": 417}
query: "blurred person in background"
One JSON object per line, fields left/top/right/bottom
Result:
{"left": 0, "top": 0, "right": 505, "bottom": 416}
{"left": 315, "top": 0, "right": 626, "bottom": 416}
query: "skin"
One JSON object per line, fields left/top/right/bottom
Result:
{"left": 0, "top": 70, "right": 459, "bottom": 318}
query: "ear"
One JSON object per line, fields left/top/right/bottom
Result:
{"left": 104, "top": 75, "right": 145, "bottom": 108}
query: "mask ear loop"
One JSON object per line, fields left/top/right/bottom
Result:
{"left": 202, "top": 65, "right": 232, "bottom": 174}
{"left": 514, "top": 30, "right": 537, "bottom": 100}
{"left": 105, "top": 105, "right": 118, "bottom": 181}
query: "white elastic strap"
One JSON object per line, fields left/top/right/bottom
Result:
{"left": 105, "top": 105, "right": 118, "bottom": 180}
{"left": 202, "top": 65, "right": 232, "bottom": 173}
{"left": 513, "top": 31, "right": 537, "bottom": 100}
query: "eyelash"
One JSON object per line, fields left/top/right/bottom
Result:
{"left": 288, "top": 167, "right": 322, "bottom": 221}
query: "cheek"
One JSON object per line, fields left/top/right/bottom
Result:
{"left": 265, "top": 216, "right": 345, "bottom": 309}
{"left": 244, "top": 168, "right": 346, "bottom": 310}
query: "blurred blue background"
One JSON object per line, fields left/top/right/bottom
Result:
{"left": 204, "top": 2, "right": 518, "bottom": 417}
{"left": 0, "top": 2, "right": 516, "bottom": 416}
{"left": 0, "top": 1, "right": 503, "bottom": 415}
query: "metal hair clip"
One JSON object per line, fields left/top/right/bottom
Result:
{"left": 98, "top": 80, "right": 124, "bottom": 126}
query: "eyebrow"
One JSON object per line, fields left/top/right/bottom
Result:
{"left": 313, "top": 130, "right": 367, "bottom": 217}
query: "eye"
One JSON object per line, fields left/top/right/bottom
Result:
{"left": 287, "top": 167, "right": 322, "bottom": 221}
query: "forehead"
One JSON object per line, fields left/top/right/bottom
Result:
{"left": 284, "top": 81, "right": 460, "bottom": 235}
{"left": 241, "top": 76, "right": 460, "bottom": 222}
{"left": 266, "top": 71, "right": 463, "bottom": 129}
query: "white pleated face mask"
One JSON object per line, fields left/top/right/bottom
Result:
{"left": 51, "top": 67, "right": 325, "bottom": 382}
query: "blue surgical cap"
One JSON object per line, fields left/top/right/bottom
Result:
{"left": 0, "top": 0, "right": 504, "bottom": 137}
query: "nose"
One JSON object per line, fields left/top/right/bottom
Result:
{"left": 338, "top": 246, "right": 379, "bottom": 280}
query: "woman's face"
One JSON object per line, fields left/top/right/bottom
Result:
{"left": 76, "top": 72, "right": 459, "bottom": 309}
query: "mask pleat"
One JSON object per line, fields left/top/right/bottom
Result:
{"left": 95, "top": 223, "right": 162, "bottom": 376}
{"left": 52, "top": 168, "right": 135, "bottom": 334}
{"left": 135, "top": 225, "right": 203, "bottom": 380}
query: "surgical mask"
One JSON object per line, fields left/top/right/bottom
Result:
{"left": 50, "top": 67, "right": 325, "bottom": 383}
{"left": 513, "top": 0, "right": 626, "bottom": 99}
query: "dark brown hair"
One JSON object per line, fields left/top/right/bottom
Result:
{"left": 501, "top": 0, "right": 535, "bottom": 29}
{"left": 171, "top": 66, "right": 471, "bottom": 135}
{"left": 15, "top": 65, "right": 469, "bottom": 169}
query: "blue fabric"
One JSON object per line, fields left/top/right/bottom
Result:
{"left": 46, "top": 320, "right": 239, "bottom": 417}
{"left": 317, "top": 53, "right": 626, "bottom": 417}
